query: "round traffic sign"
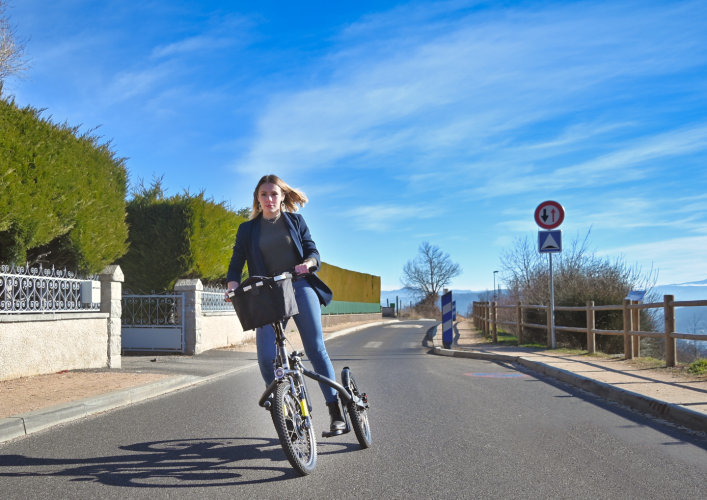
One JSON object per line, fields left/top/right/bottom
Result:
{"left": 534, "top": 201, "right": 565, "bottom": 229}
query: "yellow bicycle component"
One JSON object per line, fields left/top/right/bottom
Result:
{"left": 283, "top": 403, "right": 289, "bottom": 417}
{"left": 300, "top": 399, "right": 309, "bottom": 417}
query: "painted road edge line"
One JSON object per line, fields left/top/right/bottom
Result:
{"left": 324, "top": 320, "right": 398, "bottom": 342}
{"left": 431, "top": 346, "right": 707, "bottom": 434}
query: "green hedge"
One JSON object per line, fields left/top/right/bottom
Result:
{"left": 318, "top": 262, "right": 380, "bottom": 303}
{"left": 117, "top": 179, "right": 245, "bottom": 292}
{"left": 0, "top": 94, "right": 129, "bottom": 272}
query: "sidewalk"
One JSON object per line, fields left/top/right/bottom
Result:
{"left": 431, "top": 320, "right": 707, "bottom": 433}
{"left": 0, "top": 318, "right": 396, "bottom": 444}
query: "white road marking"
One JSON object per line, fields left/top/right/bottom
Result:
{"left": 364, "top": 341, "right": 383, "bottom": 348}
{"left": 385, "top": 325, "right": 424, "bottom": 329}
{"left": 403, "top": 342, "right": 420, "bottom": 349}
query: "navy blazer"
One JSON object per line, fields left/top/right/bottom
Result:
{"left": 226, "top": 212, "right": 333, "bottom": 306}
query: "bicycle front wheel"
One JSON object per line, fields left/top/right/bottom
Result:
{"left": 342, "top": 368, "right": 372, "bottom": 449}
{"left": 271, "top": 379, "right": 317, "bottom": 475}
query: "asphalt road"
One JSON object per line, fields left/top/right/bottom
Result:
{"left": 1, "top": 321, "right": 707, "bottom": 499}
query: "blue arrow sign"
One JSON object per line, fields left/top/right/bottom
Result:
{"left": 538, "top": 230, "right": 562, "bottom": 253}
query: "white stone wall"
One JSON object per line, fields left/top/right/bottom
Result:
{"left": 0, "top": 313, "right": 109, "bottom": 381}
{"left": 201, "top": 311, "right": 256, "bottom": 351}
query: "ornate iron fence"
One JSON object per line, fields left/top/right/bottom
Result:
{"left": 0, "top": 264, "right": 100, "bottom": 314}
{"left": 202, "top": 286, "right": 233, "bottom": 312}
{"left": 121, "top": 292, "right": 184, "bottom": 327}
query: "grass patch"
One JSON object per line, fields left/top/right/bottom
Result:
{"left": 495, "top": 331, "right": 518, "bottom": 346}
{"left": 688, "top": 359, "right": 707, "bottom": 376}
{"left": 519, "top": 343, "right": 549, "bottom": 349}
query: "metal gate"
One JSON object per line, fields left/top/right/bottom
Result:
{"left": 121, "top": 292, "right": 185, "bottom": 352}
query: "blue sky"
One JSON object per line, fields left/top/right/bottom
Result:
{"left": 7, "top": 0, "right": 707, "bottom": 291}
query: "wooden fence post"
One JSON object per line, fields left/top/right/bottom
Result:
{"left": 516, "top": 301, "right": 522, "bottom": 346}
{"left": 623, "top": 299, "right": 633, "bottom": 359}
{"left": 492, "top": 302, "right": 498, "bottom": 343}
{"left": 485, "top": 302, "right": 490, "bottom": 337}
{"left": 664, "top": 294, "right": 676, "bottom": 367}
{"left": 586, "top": 301, "right": 595, "bottom": 354}
{"left": 546, "top": 303, "right": 553, "bottom": 348}
{"left": 632, "top": 300, "right": 641, "bottom": 358}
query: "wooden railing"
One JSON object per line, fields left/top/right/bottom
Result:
{"left": 471, "top": 295, "right": 707, "bottom": 366}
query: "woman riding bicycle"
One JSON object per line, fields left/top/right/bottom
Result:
{"left": 224, "top": 174, "right": 346, "bottom": 433}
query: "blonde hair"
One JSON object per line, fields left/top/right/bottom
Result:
{"left": 250, "top": 175, "right": 308, "bottom": 220}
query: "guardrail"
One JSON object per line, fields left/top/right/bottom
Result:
{"left": 471, "top": 295, "right": 707, "bottom": 366}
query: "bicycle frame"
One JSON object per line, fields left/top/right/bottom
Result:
{"left": 258, "top": 320, "right": 354, "bottom": 408}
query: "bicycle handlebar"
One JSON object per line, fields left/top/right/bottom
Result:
{"left": 225, "top": 266, "right": 316, "bottom": 300}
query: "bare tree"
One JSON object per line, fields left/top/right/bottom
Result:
{"left": 401, "top": 242, "right": 462, "bottom": 300}
{"left": 0, "top": 1, "right": 30, "bottom": 82}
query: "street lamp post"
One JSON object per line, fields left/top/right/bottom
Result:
{"left": 493, "top": 271, "right": 498, "bottom": 302}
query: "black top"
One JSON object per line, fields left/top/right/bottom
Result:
{"left": 258, "top": 215, "right": 300, "bottom": 276}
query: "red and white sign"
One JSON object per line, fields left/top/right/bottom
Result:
{"left": 534, "top": 201, "right": 565, "bottom": 229}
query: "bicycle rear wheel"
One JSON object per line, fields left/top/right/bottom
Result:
{"left": 271, "top": 379, "right": 317, "bottom": 475}
{"left": 341, "top": 368, "right": 372, "bottom": 449}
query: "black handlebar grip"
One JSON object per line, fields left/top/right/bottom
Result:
{"left": 308, "top": 266, "right": 317, "bottom": 273}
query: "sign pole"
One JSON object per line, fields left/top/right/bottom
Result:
{"left": 535, "top": 200, "right": 564, "bottom": 350}
{"left": 549, "top": 253, "right": 556, "bottom": 348}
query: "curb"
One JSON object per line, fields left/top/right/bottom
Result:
{"left": 0, "top": 318, "right": 395, "bottom": 445}
{"left": 431, "top": 344, "right": 707, "bottom": 433}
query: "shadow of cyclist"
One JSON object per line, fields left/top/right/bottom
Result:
{"left": 0, "top": 437, "right": 354, "bottom": 488}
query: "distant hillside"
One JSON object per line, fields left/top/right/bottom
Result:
{"left": 381, "top": 289, "right": 502, "bottom": 315}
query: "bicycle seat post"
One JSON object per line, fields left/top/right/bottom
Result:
{"left": 273, "top": 320, "right": 290, "bottom": 369}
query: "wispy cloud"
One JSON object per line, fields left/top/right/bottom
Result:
{"left": 599, "top": 235, "right": 707, "bottom": 284}
{"left": 475, "top": 124, "right": 707, "bottom": 198}
{"left": 152, "top": 36, "right": 237, "bottom": 58}
{"left": 344, "top": 204, "right": 438, "bottom": 232}
{"left": 235, "top": 0, "right": 707, "bottom": 185}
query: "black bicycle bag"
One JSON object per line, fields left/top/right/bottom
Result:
{"left": 228, "top": 274, "right": 299, "bottom": 331}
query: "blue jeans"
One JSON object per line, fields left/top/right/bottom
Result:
{"left": 256, "top": 278, "right": 338, "bottom": 404}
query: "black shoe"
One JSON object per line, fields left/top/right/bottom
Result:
{"left": 327, "top": 402, "right": 346, "bottom": 432}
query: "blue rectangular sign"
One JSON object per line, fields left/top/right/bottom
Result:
{"left": 538, "top": 230, "right": 562, "bottom": 254}
{"left": 441, "top": 291, "right": 453, "bottom": 349}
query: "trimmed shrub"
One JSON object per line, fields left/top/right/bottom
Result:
{"left": 0, "top": 94, "right": 128, "bottom": 272}
{"left": 118, "top": 179, "right": 245, "bottom": 292}
{"left": 318, "top": 262, "right": 380, "bottom": 304}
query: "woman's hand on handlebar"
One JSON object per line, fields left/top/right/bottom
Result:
{"left": 224, "top": 281, "right": 239, "bottom": 302}
{"left": 294, "top": 263, "right": 311, "bottom": 275}
{"left": 295, "top": 259, "right": 317, "bottom": 275}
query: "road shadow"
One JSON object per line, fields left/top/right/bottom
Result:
{"left": 0, "top": 437, "right": 353, "bottom": 488}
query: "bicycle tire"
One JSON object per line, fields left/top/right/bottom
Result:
{"left": 341, "top": 368, "right": 372, "bottom": 449}
{"left": 271, "top": 379, "right": 318, "bottom": 475}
